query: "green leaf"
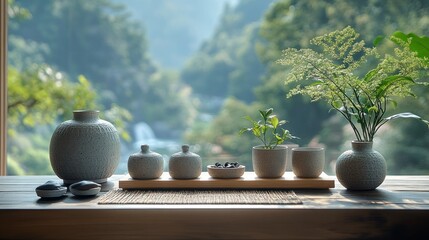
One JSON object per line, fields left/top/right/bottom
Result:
{"left": 241, "top": 107, "right": 295, "bottom": 148}
{"left": 407, "top": 33, "right": 429, "bottom": 59}
{"left": 244, "top": 115, "right": 255, "bottom": 123}
{"left": 261, "top": 108, "right": 272, "bottom": 117}
{"left": 278, "top": 120, "right": 286, "bottom": 126}
{"left": 239, "top": 128, "right": 250, "bottom": 135}
{"left": 373, "top": 35, "right": 385, "bottom": 47}
{"left": 331, "top": 100, "right": 343, "bottom": 109}
{"left": 391, "top": 31, "right": 429, "bottom": 64}
{"left": 367, "top": 106, "right": 378, "bottom": 113}
{"left": 259, "top": 108, "right": 273, "bottom": 121}
{"left": 363, "top": 68, "right": 380, "bottom": 82}
{"left": 252, "top": 127, "right": 261, "bottom": 137}
{"left": 271, "top": 115, "right": 279, "bottom": 128}
{"left": 391, "top": 31, "right": 407, "bottom": 42}
{"left": 385, "top": 112, "right": 423, "bottom": 121}
{"left": 259, "top": 110, "right": 266, "bottom": 119}
{"left": 376, "top": 76, "right": 414, "bottom": 98}
{"left": 310, "top": 80, "right": 323, "bottom": 86}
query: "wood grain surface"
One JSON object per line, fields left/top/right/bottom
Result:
{"left": 1, "top": 175, "right": 429, "bottom": 239}
{"left": 119, "top": 172, "right": 335, "bottom": 190}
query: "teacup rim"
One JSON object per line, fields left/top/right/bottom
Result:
{"left": 291, "top": 147, "right": 324, "bottom": 152}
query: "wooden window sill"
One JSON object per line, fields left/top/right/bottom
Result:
{"left": 1, "top": 175, "right": 428, "bottom": 239}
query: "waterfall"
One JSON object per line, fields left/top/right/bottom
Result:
{"left": 134, "top": 122, "right": 156, "bottom": 143}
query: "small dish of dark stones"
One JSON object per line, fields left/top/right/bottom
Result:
{"left": 69, "top": 181, "right": 101, "bottom": 197}
{"left": 207, "top": 162, "right": 245, "bottom": 179}
{"left": 35, "top": 180, "right": 67, "bottom": 198}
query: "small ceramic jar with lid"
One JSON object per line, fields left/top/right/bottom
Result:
{"left": 169, "top": 145, "right": 202, "bottom": 179}
{"left": 128, "top": 144, "right": 164, "bottom": 179}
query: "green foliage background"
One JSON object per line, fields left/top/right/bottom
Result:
{"left": 6, "top": 0, "right": 429, "bottom": 175}
{"left": 183, "top": 0, "right": 429, "bottom": 174}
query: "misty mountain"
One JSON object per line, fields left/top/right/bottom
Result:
{"left": 114, "top": 0, "right": 238, "bottom": 69}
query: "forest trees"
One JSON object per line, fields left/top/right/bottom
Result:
{"left": 7, "top": 0, "right": 196, "bottom": 174}
{"left": 258, "top": 0, "right": 429, "bottom": 173}
{"left": 184, "top": 0, "right": 429, "bottom": 174}
{"left": 7, "top": 0, "right": 429, "bottom": 175}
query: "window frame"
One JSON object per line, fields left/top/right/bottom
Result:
{"left": 1, "top": 0, "right": 8, "bottom": 175}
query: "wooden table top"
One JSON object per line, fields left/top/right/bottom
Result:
{"left": 1, "top": 174, "right": 428, "bottom": 209}
{"left": 1, "top": 174, "right": 429, "bottom": 239}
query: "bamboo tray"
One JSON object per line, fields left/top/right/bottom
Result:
{"left": 119, "top": 172, "right": 335, "bottom": 190}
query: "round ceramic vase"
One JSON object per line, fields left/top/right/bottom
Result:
{"left": 336, "top": 141, "right": 386, "bottom": 190}
{"left": 49, "top": 110, "right": 120, "bottom": 185}
{"left": 128, "top": 144, "right": 164, "bottom": 179}
{"left": 169, "top": 145, "right": 202, "bottom": 179}
{"left": 252, "top": 145, "right": 287, "bottom": 178}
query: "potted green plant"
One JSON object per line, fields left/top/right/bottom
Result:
{"left": 240, "top": 108, "right": 297, "bottom": 178}
{"left": 276, "top": 26, "right": 428, "bottom": 190}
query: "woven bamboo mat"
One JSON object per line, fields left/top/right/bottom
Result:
{"left": 98, "top": 189, "right": 302, "bottom": 205}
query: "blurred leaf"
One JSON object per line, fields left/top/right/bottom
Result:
{"left": 373, "top": 35, "right": 385, "bottom": 47}
{"left": 391, "top": 31, "right": 429, "bottom": 64}
{"left": 385, "top": 112, "right": 423, "bottom": 121}
{"left": 376, "top": 76, "right": 414, "bottom": 98}
{"left": 271, "top": 115, "right": 279, "bottom": 128}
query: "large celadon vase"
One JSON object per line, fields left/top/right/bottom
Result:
{"left": 252, "top": 145, "right": 287, "bottom": 178}
{"left": 336, "top": 141, "right": 386, "bottom": 190}
{"left": 49, "top": 110, "right": 120, "bottom": 185}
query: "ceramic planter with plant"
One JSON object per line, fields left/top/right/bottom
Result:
{"left": 240, "top": 108, "right": 297, "bottom": 178}
{"left": 277, "top": 26, "right": 428, "bottom": 190}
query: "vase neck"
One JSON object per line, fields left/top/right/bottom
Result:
{"left": 351, "top": 141, "right": 373, "bottom": 152}
{"left": 73, "top": 110, "right": 100, "bottom": 122}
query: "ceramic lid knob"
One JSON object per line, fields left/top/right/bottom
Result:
{"left": 129, "top": 144, "right": 161, "bottom": 159}
{"left": 141, "top": 144, "right": 150, "bottom": 153}
{"left": 182, "top": 145, "right": 189, "bottom": 153}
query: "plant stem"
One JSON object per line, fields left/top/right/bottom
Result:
{"left": 331, "top": 103, "right": 363, "bottom": 141}
{"left": 263, "top": 118, "right": 267, "bottom": 148}
{"left": 308, "top": 60, "right": 365, "bottom": 140}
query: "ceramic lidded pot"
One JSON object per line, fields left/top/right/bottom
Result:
{"left": 169, "top": 145, "right": 202, "bottom": 179}
{"left": 128, "top": 144, "right": 164, "bottom": 179}
{"left": 49, "top": 110, "right": 120, "bottom": 185}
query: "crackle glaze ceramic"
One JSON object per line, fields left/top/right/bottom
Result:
{"left": 336, "top": 141, "right": 386, "bottom": 190}
{"left": 169, "top": 145, "right": 202, "bottom": 179}
{"left": 49, "top": 110, "right": 120, "bottom": 185}
{"left": 292, "top": 147, "right": 325, "bottom": 178}
{"left": 252, "top": 145, "right": 287, "bottom": 178}
{"left": 128, "top": 144, "right": 164, "bottom": 179}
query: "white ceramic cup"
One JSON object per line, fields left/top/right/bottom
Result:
{"left": 292, "top": 147, "right": 325, "bottom": 178}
